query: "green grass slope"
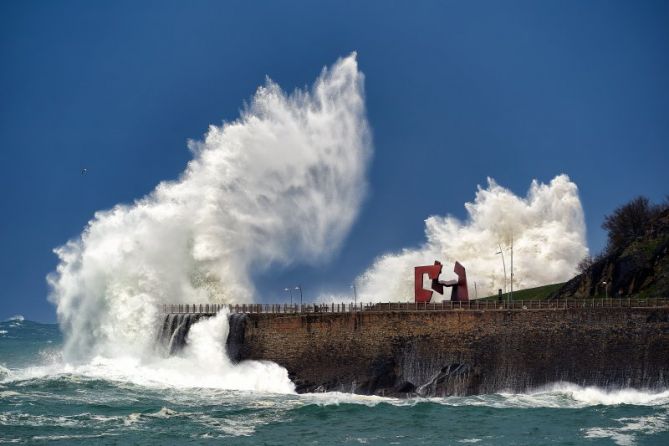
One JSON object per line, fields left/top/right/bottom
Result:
{"left": 479, "top": 282, "right": 565, "bottom": 301}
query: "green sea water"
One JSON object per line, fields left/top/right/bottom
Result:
{"left": 1, "top": 318, "right": 668, "bottom": 445}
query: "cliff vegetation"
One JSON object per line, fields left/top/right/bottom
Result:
{"left": 552, "top": 196, "right": 669, "bottom": 298}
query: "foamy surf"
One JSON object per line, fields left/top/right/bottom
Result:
{"left": 292, "top": 385, "right": 669, "bottom": 409}
{"left": 583, "top": 414, "right": 669, "bottom": 446}
{"left": 3, "top": 356, "right": 668, "bottom": 446}
{"left": 419, "top": 384, "right": 669, "bottom": 409}
{"left": 1, "top": 312, "right": 294, "bottom": 394}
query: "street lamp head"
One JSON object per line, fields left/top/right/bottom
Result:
{"left": 294, "top": 286, "right": 301, "bottom": 290}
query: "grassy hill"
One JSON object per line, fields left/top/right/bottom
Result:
{"left": 479, "top": 282, "right": 565, "bottom": 301}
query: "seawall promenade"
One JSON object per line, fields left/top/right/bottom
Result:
{"left": 237, "top": 304, "right": 669, "bottom": 395}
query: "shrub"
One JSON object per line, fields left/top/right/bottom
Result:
{"left": 602, "top": 196, "right": 663, "bottom": 254}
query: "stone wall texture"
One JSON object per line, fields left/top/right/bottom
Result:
{"left": 237, "top": 308, "right": 669, "bottom": 396}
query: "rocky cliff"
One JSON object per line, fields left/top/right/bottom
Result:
{"left": 552, "top": 208, "right": 669, "bottom": 298}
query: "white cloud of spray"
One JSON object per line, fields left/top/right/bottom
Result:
{"left": 47, "top": 54, "right": 371, "bottom": 370}
{"left": 355, "top": 174, "right": 588, "bottom": 302}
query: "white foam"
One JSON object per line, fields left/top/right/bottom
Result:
{"left": 30, "top": 434, "right": 116, "bottom": 441}
{"left": 548, "top": 382, "right": 669, "bottom": 406}
{"left": 355, "top": 175, "right": 588, "bottom": 302}
{"left": 382, "top": 384, "right": 669, "bottom": 409}
{"left": 147, "top": 407, "right": 177, "bottom": 418}
{"left": 225, "top": 384, "right": 669, "bottom": 409}
{"left": 0, "top": 390, "right": 21, "bottom": 397}
{"left": 299, "top": 391, "right": 404, "bottom": 407}
{"left": 3, "top": 312, "right": 295, "bottom": 394}
{"left": 47, "top": 54, "right": 371, "bottom": 365}
{"left": 40, "top": 54, "right": 370, "bottom": 393}
{"left": 583, "top": 414, "right": 668, "bottom": 446}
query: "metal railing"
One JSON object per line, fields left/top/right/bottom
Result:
{"left": 162, "top": 298, "right": 669, "bottom": 315}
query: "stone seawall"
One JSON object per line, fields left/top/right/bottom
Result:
{"left": 237, "top": 308, "right": 669, "bottom": 396}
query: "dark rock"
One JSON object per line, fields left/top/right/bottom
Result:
{"left": 395, "top": 381, "right": 416, "bottom": 393}
{"left": 552, "top": 209, "right": 669, "bottom": 299}
{"left": 226, "top": 313, "right": 247, "bottom": 363}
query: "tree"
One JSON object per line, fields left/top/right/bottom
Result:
{"left": 602, "top": 196, "right": 658, "bottom": 253}
{"left": 577, "top": 255, "right": 594, "bottom": 273}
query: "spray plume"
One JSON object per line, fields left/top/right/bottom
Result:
{"left": 356, "top": 175, "right": 588, "bottom": 301}
{"left": 48, "top": 54, "right": 371, "bottom": 362}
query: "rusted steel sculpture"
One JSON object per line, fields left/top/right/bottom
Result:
{"left": 414, "top": 261, "right": 444, "bottom": 303}
{"left": 414, "top": 260, "right": 469, "bottom": 303}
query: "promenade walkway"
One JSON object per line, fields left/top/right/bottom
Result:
{"left": 161, "top": 297, "right": 669, "bottom": 315}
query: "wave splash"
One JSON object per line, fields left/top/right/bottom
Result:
{"left": 43, "top": 54, "right": 370, "bottom": 390}
{"left": 3, "top": 312, "right": 295, "bottom": 393}
{"left": 356, "top": 175, "right": 588, "bottom": 302}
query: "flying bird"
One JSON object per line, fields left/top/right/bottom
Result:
{"left": 81, "top": 168, "right": 88, "bottom": 175}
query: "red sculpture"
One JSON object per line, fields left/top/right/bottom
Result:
{"left": 414, "top": 261, "right": 469, "bottom": 303}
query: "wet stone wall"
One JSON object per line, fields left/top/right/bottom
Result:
{"left": 237, "top": 308, "right": 669, "bottom": 396}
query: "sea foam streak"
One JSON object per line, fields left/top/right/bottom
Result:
{"left": 355, "top": 175, "right": 588, "bottom": 302}
{"left": 43, "top": 54, "right": 370, "bottom": 389}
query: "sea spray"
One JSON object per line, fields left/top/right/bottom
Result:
{"left": 2, "top": 312, "right": 294, "bottom": 393}
{"left": 47, "top": 54, "right": 371, "bottom": 363}
{"left": 146, "top": 311, "right": 294, "bottom": 392}
{"left": 355, "top": 175, "right": 588, "bottom": 302}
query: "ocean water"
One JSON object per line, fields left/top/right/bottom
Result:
{"left": 1, "top": 318, "right": 669, "bottom": 445}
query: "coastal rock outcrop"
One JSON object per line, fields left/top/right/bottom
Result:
{"left": 552, "top": 208, "right": 669, "bottom": 299}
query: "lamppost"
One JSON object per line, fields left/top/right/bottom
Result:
{"left": 601, "top": 281, "right": 608, "bottom": 299}
{"left": 351, "top": 284, "right": 358, "bottom": 306}
{"left": 496, "top": 244, "right": 508, "bottom": 302}
{"left": 284, "top": 287, "right": 293, "bottom": 305}
{"left": 510, "top": 235, "right": 514, "bottom": 302}
{"left": 295, "top": 285, "right": 303, "bottom": 307}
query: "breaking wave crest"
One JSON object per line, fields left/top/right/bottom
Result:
{"left": 3, "top": 366, "right": 667, "bottom": 409}
{"left": 299, "top": 384, "right": 669, "bottom": 409}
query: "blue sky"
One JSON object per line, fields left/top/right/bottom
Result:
{"left": 1, "top": 0, "right": 667, "bottom": 322}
